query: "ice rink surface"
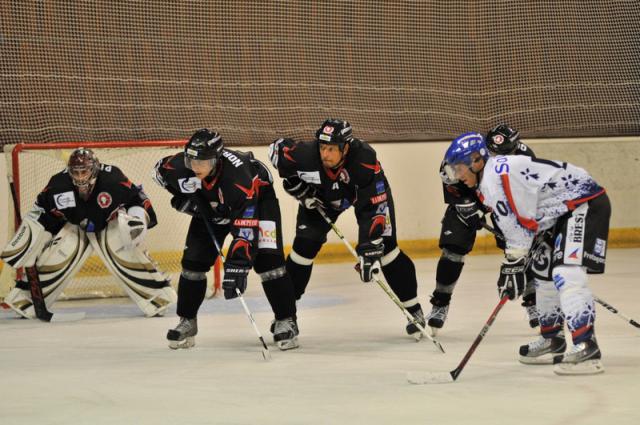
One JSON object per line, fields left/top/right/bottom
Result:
{"left": 1, "top": 249, "right": 638, "bottom": 425}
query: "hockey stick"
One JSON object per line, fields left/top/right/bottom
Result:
{"left": 482, "top": 223, "right": 640, "bottom": 330}
{"left": 593, "top": 296, "right": 640, "bottom": 330}
{"left": 7, "top": 176, "right": 85, "bottom": 322}
{"left": 194, "top": 197, "right": 271, "bottom": 361}
{"left": 407, "top": 295, "right": 509, "bottom": 384}
{"left": 315, "top": 207, "right": 445, "bottom": 353}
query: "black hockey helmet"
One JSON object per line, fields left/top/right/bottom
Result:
{"left": 485, "top": 124, "right": 521, "bottom": 155}
{"left": 184, "top": 128, "right": 224, "bottom": 175}
{"left": 68, "top": 147, "right": 100, "bottom": 192}
{"left": 315, "top": 118, "right": 353, "bottom": 151}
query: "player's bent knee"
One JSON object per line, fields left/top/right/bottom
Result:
{"left": 181, "top": 269, "right": 207, "bottom": 281}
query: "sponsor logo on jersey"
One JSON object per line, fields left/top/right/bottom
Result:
{"left": 222, "top": 151, "right": 243, "bottom": 167}
{"left": 297, "top": 170, "right": 321, "bottom": 185}
{"left": 233, "top": 218, "right": 259, "bottom": 227}
{"left": 243, "top": 205, "right": 255, "bottom": 218}
{"left": 97, "top": 192, "right": 112, "bottom": 208}
{"left": 258, "top": 220, "right": 277, "bottom": 249}
{"left": 568, "top": 248, "right": 581, "bottom": 260}
{"left": 594, "top": 238, "right": 606, "bottom": 256}
{"left": 238, "top": 228, "right": 254, "bottom": 241}
{"left": 376, "top": 202, "right": 388, "bottom": 215}
{"left": 583, "top": 251, "right": 605, "bottom": 264}
{"left": 178, "top": 177, "right": 201, "bottom": 193}
{"left": 54, "top": 191, "right": 76, "bottom": 209}
{"left": 370, "top": 193, "right": 387, "bottom": 204}
{"left": 375, "top": 180, "right": 385, "bottom": 194}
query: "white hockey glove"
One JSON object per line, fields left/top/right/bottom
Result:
{"left": 355, "top": 240, "right": 384, "bottom": 283}
{"left": 497, "top": 256, "right": 526, "bottom": 300}
{"left": 455, "top": 200, "right": 485, "bottom": 230}
{"left": 118, "top": 207, "right": 148, "bottom": 248}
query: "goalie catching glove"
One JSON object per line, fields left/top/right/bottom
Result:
{"left": 355, "top": 240, "right": 384, "bottom": 283}
{"left": 454, "top": 199, "right": 485, "bottom": 230}
{"left": 283, "top": 177, "right": 324, "bottom": 210}
{"left": 222, "top": 262, "right": 251, "bottom": 300}
{"left": 497, "top": 255, "right": 526, "bottom": 300}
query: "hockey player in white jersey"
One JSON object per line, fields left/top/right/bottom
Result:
{"left": 443, "top": 132, "right": 610, "bottom": 375}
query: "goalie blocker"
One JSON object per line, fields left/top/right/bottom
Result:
{"left": 1, "top": 147, "right": 176, "bottom": 318}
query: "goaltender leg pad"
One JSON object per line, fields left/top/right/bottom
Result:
{"left": 3, "top": 223, "right": 93, "bottom": 318}
{"left": 1, "top": 217, "right": 52, "bottom": 268}
{"left": 87, "top": 220, "right": 177, "bottom": 317}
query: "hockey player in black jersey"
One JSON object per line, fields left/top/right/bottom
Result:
{"left": 1, "top": 148, "right": 177, "bottom": 318}
{"left": 268, "top": 118, "right": 426, "bottom": 339}
{"left": 425, "top": 124, "right": 538, "bottom": 335}
{"left": 153, "top": 129, "right": 299, "bottom": 350}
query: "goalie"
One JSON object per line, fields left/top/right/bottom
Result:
{"left": 1, "top": 148, "right": 177, "bottom": 318}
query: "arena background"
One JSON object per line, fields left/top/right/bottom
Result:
{"left": 1, "top": 1, "right": 639, "bottom": 267}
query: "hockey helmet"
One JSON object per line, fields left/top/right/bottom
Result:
{"left": 68, "top": 147, "right": 100, "bottom": 193}
{"left": 486, "top": 124, "right": 521, "bottom": 155}
{"left": 443, "top": 132, "right": 488, "bottom": 181}
{"left": 315, "top": 118, "right": 353, "bottom": 151}
{"left": 184, "top": 128, "right": 224, "bottom": 175}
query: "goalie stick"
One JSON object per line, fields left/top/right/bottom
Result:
{"left": 407, "top": 295, "right": 509, "bottom": 384}
{"left": 193, "top": 195, "right": 272, "bottom": 361}
{"left": 481, "top": 222, "right": 640, "bottom": 331}
{"left": 315, "top": 207, "right": 445, "bottom": 353}
{"left": 7, "top": 176, "right": 85, "bottom": 323}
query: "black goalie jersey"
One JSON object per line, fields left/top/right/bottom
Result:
{"left": 32, "top": 164, "right": 157, "bottom": 235}
{"left": 272, "top": 138, "right": 391, "bottom": 244}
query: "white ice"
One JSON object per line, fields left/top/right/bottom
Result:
{"left": 1, "top": 249, "right": 639, "bottom": 425}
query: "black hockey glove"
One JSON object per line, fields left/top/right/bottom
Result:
{"left": 455, "top": 200, "right": 485, "bottom": 230}
{"left": 497, "top": 256, "right": 526, "bottom": 300}
{"left": 170, "top": 195, "right": 198, "bottom": 217}
{"left": 355, "top": 240, "right": 384, "bottom": 283}
{"left": 222, "top": 263, "right": 251, "bottom": 300}
{"left": 283, "top": 177, "right": 324, "bottom": 210}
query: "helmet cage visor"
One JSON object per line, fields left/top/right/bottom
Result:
{"left": 184, "top": 156, "right": 218, "bottom": 176}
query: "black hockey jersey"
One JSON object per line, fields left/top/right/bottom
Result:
{"left": 272, "top": 138, "right": 390, "bottom": 242}
{"left": 33, "top": 164, "right": 156, "bottom": 235}
{"left": 153, "top": 149, "right": 273, "bottom": 265}
{"left": 440, "top": 141, "right": 536, "bottom": 205}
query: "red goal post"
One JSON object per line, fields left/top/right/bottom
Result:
{"left": 4, "top": 141, "right": 221, "bottom": 300}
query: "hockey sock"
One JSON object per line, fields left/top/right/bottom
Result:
{"left": 176, "top": 275, "right": 207, "bottom": 319}
{"left": 382, "top": 250, "right": 418, "bottom": 302}
{"left": 431, "top": 255, "right": 464, "bottom": 306}
{"left": 554, "top": 265, "right": 595, "bottom": 344}
{"left": 536, "top": 278, "right": 564, "bottom": 338}
{"left": 287, "top": 238, "right": 322, "bottom": 300}
{"left": 261, "top": 275, "right": 297, "bottom": 320}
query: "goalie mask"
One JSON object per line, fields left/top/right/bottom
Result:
{"left": 184, "top": 129, "right": 224, "bottom": 178}
{"left": 68, "top": 148, "right": 100, "bottom": 199}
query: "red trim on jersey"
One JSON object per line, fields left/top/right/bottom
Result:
{"left": 119, "top": 179, "right": 133, "bottom": 189}
{"left": 283, "top": 146, "right": 296, "bottom": 163}
{"left": 360, "top": 161, "right": 381, "bottom": 174}
{"left": 230, "top": 239, "right": 251, "bottom": 259}
{"left": 234, "top": 176, "right": 270, "bottom": 199}
{"left": 500, "top": 174, "right": 538, "bottom": 232}
{"left": 162, "top": 154, "right": 179, "bottom": 169}
{"left": 564, "top": 189, "right": 605, "bottom": 211}
{"left": 323, "top": 165, "right": 343, "bottom": 181}
{"left": 369, "top": 215, "right": 386, "bottom": 237}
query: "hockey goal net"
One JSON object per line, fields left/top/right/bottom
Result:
{"left": 3, "top": 141, "right": 220, "bottom": 300}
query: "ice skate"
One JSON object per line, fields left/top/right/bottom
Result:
{"left": 519, "top": 333, "right": 566, "bottom": 364}
{"left": 272, "top": 317, "right": 299, "bottom": 350}
{"left": 405, "top": 307, "right": 426, "bottom": 341}
{"left": 167, "top": 317, "right": 197, "bottom": 349}
{"left": 553, "top": 336, "right": 604, "bottom": 375}
{"left": 426, "top": 304, "right": 449, "bottom": 337}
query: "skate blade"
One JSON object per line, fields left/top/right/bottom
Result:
{"left": 411, "top": 331, "right": 423, "bottom": 342}
{"left": 276, "top": 337, "right": 299, "bottom": 351}
{"left": 429, "top": 326, "right": 439, "bottom": 337}
{"left": 406, "top": 371, "right": 454, "bottom": 385}
{"left": 554, "top": 359, "right": 604, "bottom": 375}
{"left": 168, "top": 336, "right": 195, "bottom": 350}
{"left": 519, "top": 353, "right": 556, "bottom": 365}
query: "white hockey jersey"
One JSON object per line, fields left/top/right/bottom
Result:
{"left": 479, "top": 156, "right": 605, "bottom": 253}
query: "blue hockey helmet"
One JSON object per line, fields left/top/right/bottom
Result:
{"left": 443, "top": 132, "right": 489, "bottom": 181}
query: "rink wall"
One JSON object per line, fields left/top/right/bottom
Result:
{"left": 1, "top": 137, "right": 639, "bottom": 266}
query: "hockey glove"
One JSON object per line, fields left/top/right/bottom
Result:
{"left": 497, "top": 256, "right": 526, "bottom": 300}
{"left": 455, "top": 200, "right": 485, "bottom": 230}
{"left": 222, "top": 263, "right": 251, "bottom": 300}
{"left": 283, "top": 177, "right": 324, "bottom": 210}
{"left": 170, "top": 195, "right": 198, "bottom": 217}
{"left": 355, "top": 240, "right": 384, "bottom": 283}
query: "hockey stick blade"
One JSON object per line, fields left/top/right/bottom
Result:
{"left": 407, "top": 371, "right": 455, "bottom": 385}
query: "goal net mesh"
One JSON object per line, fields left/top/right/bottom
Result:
{"left": 1, "top": 2, "right": 638, "bottom": 148}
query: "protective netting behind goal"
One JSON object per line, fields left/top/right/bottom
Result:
{"left": 1, "top": 2, "right": 638, "bottom": 147}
